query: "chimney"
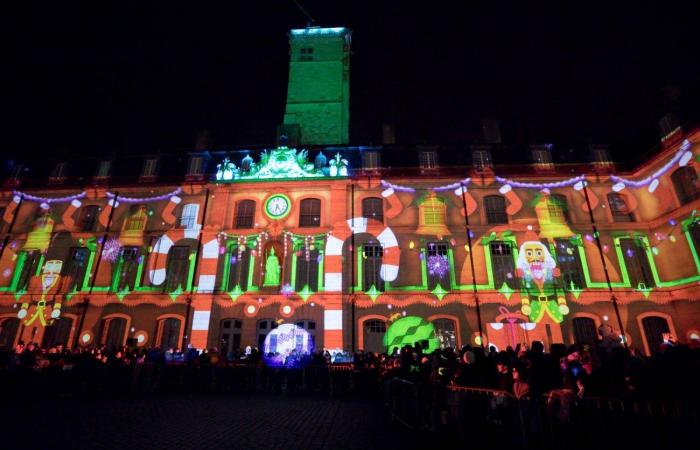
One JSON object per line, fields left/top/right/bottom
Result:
{"left": 382, "top": 124, "right": 396, "bottom": 145}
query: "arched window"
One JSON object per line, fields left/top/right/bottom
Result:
{"left": 362, "top": 197, "right": 383, "bottom": 222}
{"left": 299, "top": 198, "right": 321, "bottom": 227}
{"left": 484, "top": 195, "right": 508, "bottom": 224}
{"left": 0, "top": 318, "right": 20, "bottom": 348}
{"left": 159, "top": 318, "right": 181, "bottom": 350}
{"left": 220, "top": 319, "right": 242, "bottom": 355}
{"left": 641, "top": 315, "right": 671, "bottom": 355}
{"left": 671, "top": 166, "right": 700, "bottom": 205}
{"left": 432, "top": 318, "right": 457, "bottom": 349}
{"left": 607, "top": 193, "right": 634, "bottom": 222}
{"left": 363, "top": 319, "right": 386, "bottom": 353}
{"left": 42, "top": 316, "right": 73, "bottom": 348}
{"left": 179, "top": 203, "right": 199, "bottom": 229}
{"left": 78, "top": 205, "right": 100, "bottom": 231}
{"left": 572, "top": 317, "right": 598, "bottom": 344}
{"left": 547, "top": 194, "right": 570, "bottom": 222}
{"left": 101, "top": 316, "right": 127, "bottom": 349}
{"left": 235, "top": 200, "right": 255, "bottom": 229}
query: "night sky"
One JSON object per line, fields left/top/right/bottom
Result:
{"left": 5, "top": 1, "right": 699, "bottom": 163}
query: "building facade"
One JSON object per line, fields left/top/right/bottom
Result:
{"left": 0, "top": 26, "right": 698, "bottom": 356}
{"left": 0, "top": 127, "right": 698, "bottom": 356}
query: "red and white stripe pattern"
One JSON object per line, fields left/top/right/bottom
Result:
{"left": 147, "top": 228, "right": 201, "bottom": 285}
{"left": 324, "top": 217, "right": 400, "bottom": 292}
{"left": 196, "top": 234, "right": 220, "bottom": 293}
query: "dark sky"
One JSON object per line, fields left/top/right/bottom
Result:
{"left": 5, "top": 1, "right": 699, "bottom": 163}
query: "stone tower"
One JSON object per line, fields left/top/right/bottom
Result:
{"left": 282, "top": 27, "right": 351, "bottom": 145}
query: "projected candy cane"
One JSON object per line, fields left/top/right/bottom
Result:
{"left": 324, "top": 217, "right": 400, "bottom": 292}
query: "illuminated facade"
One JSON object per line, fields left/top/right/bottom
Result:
{"left": 0, "top": 129, "right": 698, "bottom": 356}
{"left": 0, "top": 27, "right": 698, "bottom": 356}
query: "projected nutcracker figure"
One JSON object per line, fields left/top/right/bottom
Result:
{"left": 516, "top": 229, "right": 569, "bottom": 323}
{"left": 17, "top": 260, "right": 69, "bottom": 327}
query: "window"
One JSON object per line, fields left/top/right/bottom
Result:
{"left": 619, "top": 238, "right": 655, "bottom": 289}
{"left": 607, "top": 193, "right": 634, "bottom": 222}
{"left": 362, "top": 151, "right": 380, "bottom": 170}
{"left": 16, "top": 251, "right": 41, "bottom": 292}
{"left": 300, "top": 47, "right": 314, "bottom": 61}
{"left": 102, "top": 317, "right": 126, "bottom": 349}
{"left": 689, "top": 222, "right": 700, "bottom": 256}
{"left": 671, "top": 167, "right": 700, "bottom": 205}
{"left": 78, "top": 205, "right": 100, "bottom": 231}
{"left": 572, "top": 317, "right": 598, "bottom": 345}
{"left": 235, "top": 200, "right": 255, "bottom": 229}
{"left": 532, "top": 147, "right": 553, "bottom": 169}
{"left": 95, "top": 160, "right": 112, "bottom": 178}
{"left": 433, "top": 318, "right": 457, "bottom": 349}
{"left": 363, "top": 244, "right": 385, "bottom": 292}
{"left": 642, "top": 316, "right": 671, "bottom": 355}
{"left": 64, "top": 247, "right": 90, "bottom": 291}
{"left": 50, "top": 162, "right": 68, "bottom": 180}
{"left": 164, "top": 246, "right": 190, "bottom": 292}
{"left": 484, "top": 195, "right": 508, "bottom": 224}
{"left": 0, "top": 318, "right": 20, "bottom": 348}
{"left": 159, "top": 318, "right": 181, "bottom": 350}
{"left": 228, "top": 248, "right": 250, "bottom": 291}
{"left": 141, "top": 158, "right": 158, "bottom": 178}
{"left": 554, "top": 239, "right": 585, "bottom": 290}
{"left": 362, "top": 197, "right": 383, "bottom": 222}
{"left": 220, "top": 319, "right": 243, "bottom": 355}
{"left": 187, "top": 156, "right": 204, "bottom": 176}
{"left": 257, "top": 319, "right": 278, "bottom": 350}
{"left": 490, "top": 241, "right": 516, "bottom": 289}
{"left": 363, "top": 319, "right": 386, "bottom": 354}
{"left": 427, "top": 242, "right": 449, "bottom": 289}
{"left": 124, "top": 205, "right": 148, "bottom": 231}
{"left": 472, "top": 149, "right": 492, "bottom": 170}
{"left": 42, "top": 316, "right": 73, "bottom": 348}
{"left": 299, "top": 198, "right": 321, "bottom": 227}
{"left": 115, "top": 246, "right": 140, "bottom": 291}
{"left": 179, "top": 203, "right": 199, "bottom": 229}
{"left": 419, "top": 151, "right": 438, "bottom": 169}
{"left": 547, "top": 195, "right": 570, "bottom": 223}
{"left": 295, "top": 249, "right": 319, "bottom": 292}
{"left": 420, "top": 195, "right": 446, "bottom": 226}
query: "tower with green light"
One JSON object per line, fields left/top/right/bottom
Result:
{"left": 283, "top": 27, "right": 351, "bottom": 145}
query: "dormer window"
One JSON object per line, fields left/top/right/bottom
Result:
{"left": 10, "top": 164, "right": 25, "bottom": 180}
{"left": 187, "top": 156, "right": 204, "bottom": 177}
{"left": 362, "top": 151, "right": 380, "bottom": 170}
{"left": 95, "top": 160, "right": 112, "bottom": 178}
{"left": 49, "top": 162, "right": 68, "bottom": 184}
{"left": 531, "top": 145, "right": 554, "bottom": 170}
{"left": 592, "top": 146, "right": 613, "bottom": 167}
{"left": 472, "top": 149, "right": 492, "bottom": 170}
{"left": 419, "top": 151, "right": 438, "bottom": 170}
{"left": 141, "top": 158, "right": 158, "bottom": 178}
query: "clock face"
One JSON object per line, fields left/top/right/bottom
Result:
{"left": 265, "top": 194, "right": 291, "bottom": 219}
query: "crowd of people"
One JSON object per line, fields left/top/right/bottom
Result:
{"left": 0, "top": 332, "right": 698, "bottom": 403}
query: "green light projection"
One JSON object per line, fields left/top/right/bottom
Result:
{"left": 384, "top": 316, "right": 440, "bottom": 354}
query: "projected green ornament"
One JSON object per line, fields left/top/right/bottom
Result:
{"left": 384, "top": 316, "right": 440, "bottom": 354}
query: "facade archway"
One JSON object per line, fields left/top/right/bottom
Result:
{"left": 637, "top": 312, "right": 677, "bottom": 356}
{"left": 101, "top": 313, "right": 131, "bottom": 349}
{"left": 156, "top": 314, "right": 184, "bottom": 350}
{"left": 359, "top": 315, "right": 387, "bottom": 353}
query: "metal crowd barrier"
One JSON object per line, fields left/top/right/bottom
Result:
{"left": 386, "top": 380, "right": 700, "bottom": 449}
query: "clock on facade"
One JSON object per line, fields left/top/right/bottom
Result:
{"left": 264, "top": 194, "right": 291, "bottom": 219}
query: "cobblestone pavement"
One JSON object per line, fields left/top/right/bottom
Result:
{"left": 2, "top": 393, "right": 442, "bottom": 450}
